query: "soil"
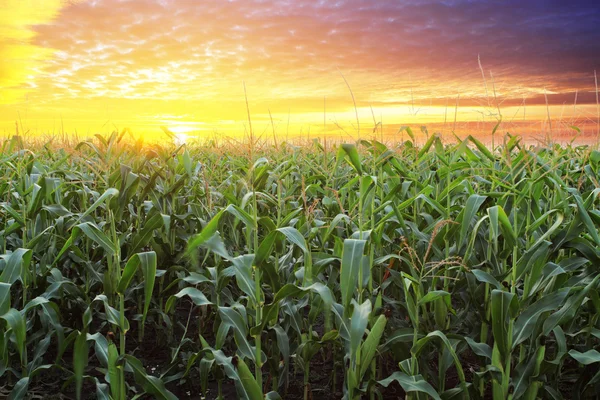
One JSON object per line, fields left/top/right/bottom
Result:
{"left": 12, "top": 298, "right": 409, "bottom": 399}
{"left": 9, "top": 299, "right": 576, "bottom": 399}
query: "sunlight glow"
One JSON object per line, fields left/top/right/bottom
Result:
{"left": 0, "top": 0, "right": 598, "bottom": 139}
{"left": 174, "top": 133, "right": 188, "bottom": 145}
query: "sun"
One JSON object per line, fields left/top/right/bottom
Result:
{"left": 173, "top": 132, "right": 189, "bottom": 145}
{"left": 166, "top": 125, "right": 194, "bottom": 145}
{"left": 167, "top": 125, "right": 196, "bottom": 134}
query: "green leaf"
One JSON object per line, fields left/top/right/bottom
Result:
{"left": 513, "top": 289, "right": 569, "bottom": 348}
{"left": 117, "top": 251, "right": 157, "bottom": 332}
{"left": 513, "top": 345, "right": 545, "bottom": 398}
{"left": 569, "top": 349, "right": 600, "bottom": 365}
{"left": 488, "top": 205, "right": 516, "bottom": 248}
{"left": 417, "top": 134, "right": 437, "bottom": 160}
{"left": 322, "top": 213, "right": 351, "bottom": 244}
{"left": 235, "top": 357, "right": 263, "bottom": 400}
{"left": 225, "top": 204, "right": 257, "bottom": 229}
{"left": 359, "top": 314, "right": 387, "bottom": 379}
{"left": 458, "top": 195, "right": 487, "bottom": 250}
{"left": 543, "top": 385, "right": 564, "bottom": 400}
{"left": 350, "top": 299, "right": 372, "bottom": 366}
{"left": 87, "top": 332, "right": 109, "bottom": 367}
{"left": 218, "top": 307, "right": 255, "bottom": 362}
{"left": 471, "top": 270, "right": 502, "bottom": 290}
{"left": 378, "top": 372, "right": 441, "bottom": 400}
{"left": 95, "top": 378, "right": 111, "bottom": 400}
{"left": 254, "top": 231, "right": 281, "bottom": 292}
{"left": 491, "top": 290, "right": 518, "bottom": 362}
{"left": 573, "top": 193, "right": 600, "bottom": 246}
{"left": 27, "top": 180, "right": 46, "bottom": 216}
{"left": 251, "top": 283, "right": 333, "bottom": 336}
{"left": 207, "top": 349, "right": 250, "bottom": 397}
{"left": 0, "top": 248, "right": 32, "bottom": 285}
{"left": 339, "top": 143, "right": 362, "bottom": 174}
{"left": 543, "top": 275, "right": 600, "bottom": 335}
{"left": 166, "top": 287, "right": 212, "bottom": 313}
{"left": 202, "top": 233, "right": 232, "bottom": 260}
{"left": 76, "top": 222, "right": 118, "bottom": 255}
{"left": 231, "top": 255, "right": 257, "bottom": 305}
{"left": 464, "top": 337, "right": 492, "bottom": 360}
{"left": 74, "top": 330, "right": 89, "bottom": 400}
{"left": 411, "top": 331, "right": 467, "bottom": 394}
{"left": 131, "top": 213, "right": 164, "bottom": 251}
{"left": 107, "top": 342, "right": 121, "bottom": 400}
{"left": 1, "top": 203, "right": 24, "bottom": 225}
{"left": 186, "top": 209, "right": 226, "bottom": 255}
{"left": 86, "top": 295, "right": 130, "bottom": 332}
{"left": 399, "top": 125, "right": 415, "bottom": 141}
{"left": 340, "top": 239, "right": 366, "bottom": 309}
{"left": 381, "top": 328, "right": 418, "bottom": 351}
{"left": 75, "top": 187, "right": 119, "bottom": 223}
{"left": 8, "top": 377, "right": 29, "bottom": 400}
{"left": 276, "top": 226, "right": 308, "bottom": 253}
{"left": 124, "top": 354, "right": 178, "bottom": 400}
{"left": 0, "top": 282, "right": 11, "bottom": 315}
{"left": 254, "top": 230, "right": 278, "bottom": 268}
{"left": 468, "top": 135, "right": 495, "bottom": 161}
{"left": 418, "top": 290, "right": 450, "bottom": 305}
{"left": 1, "top": 308, "right": 26, "bottom": 364}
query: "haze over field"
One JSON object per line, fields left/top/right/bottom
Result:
{"left": 1, "top": 0, "right": 600, "bottom": 140}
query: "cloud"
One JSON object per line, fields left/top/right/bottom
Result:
{"left": 1, "top": 0, "right": 599, "bottom": 133}
{"left": 0, "top": 0, "right": 87, "bottom": 103}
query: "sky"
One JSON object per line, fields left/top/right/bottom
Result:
{"left": 1, "top": 0, "right": 600, "bottom": 140}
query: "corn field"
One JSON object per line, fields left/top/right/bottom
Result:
{"left": 2, "top": 131, "right": 600, "bottom": 399}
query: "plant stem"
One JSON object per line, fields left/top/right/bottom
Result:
{"left": 119, "top": 293, "right": 126, "bottom": 400}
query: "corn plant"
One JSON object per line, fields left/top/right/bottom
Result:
{"left": 1, "top": 130, "right": 600, "bottom": 399}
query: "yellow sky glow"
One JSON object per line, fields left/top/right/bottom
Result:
{"left": 1, "top": 0, "right": 599, "bottom": 141}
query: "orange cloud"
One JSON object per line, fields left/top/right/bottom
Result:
{"left": 0, "top": 0, "right": 598, "bottom": 138}
{"left": 0, "top": 0, "right": 86, "bottom": 104}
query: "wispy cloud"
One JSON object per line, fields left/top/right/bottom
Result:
{"left": 1, "top": 0, "right": 599, "bottom": 133}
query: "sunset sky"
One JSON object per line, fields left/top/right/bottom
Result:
{"left": 1, "top": 0, "right": 600, "bottom": 140}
